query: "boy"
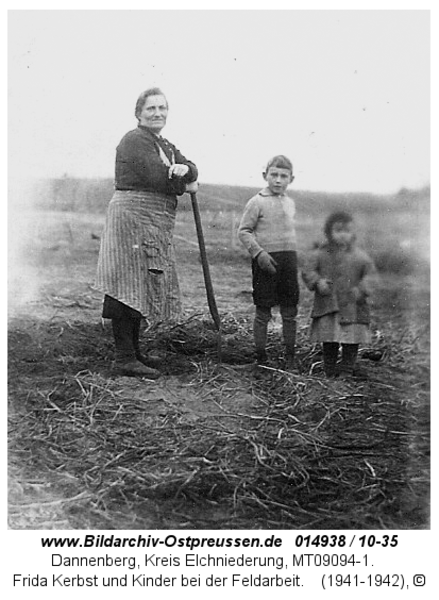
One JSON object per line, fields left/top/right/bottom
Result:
{"left": 238, "top": 155, "right": 299, "bottom": 370}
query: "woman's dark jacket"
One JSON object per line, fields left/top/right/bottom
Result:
{"left": 115, "top": 125, "right": 198, "bottom": 196}
{"left": 302, "top": 241, "right": 376, "bottom": 325}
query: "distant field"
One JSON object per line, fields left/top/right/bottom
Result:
{"left": 23, "top": 177, "right": 430, "bottom": 274}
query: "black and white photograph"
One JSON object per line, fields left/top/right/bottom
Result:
{"left": 8, "top": 8, "right": 430, "bottom": 534}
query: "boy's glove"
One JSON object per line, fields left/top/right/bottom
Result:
{"left": 257, "top": 251, "right": 278, "bottom": 274}
{"left": 316, "top": 278, "right": 333, "bottom": 295}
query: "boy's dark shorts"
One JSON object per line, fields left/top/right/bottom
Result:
{"left": 252, "top": 251, "right": 299, "bottom": 307}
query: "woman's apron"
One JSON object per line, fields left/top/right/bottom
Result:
{"left": 96, "top": 189, "right": 181, "bottom": 324}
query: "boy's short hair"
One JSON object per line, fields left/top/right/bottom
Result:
{"left": 264, "top": 155, "right": 293, "bottom": 173}
{"left": 324, "top": 210, "right": 353, "bottom": 240}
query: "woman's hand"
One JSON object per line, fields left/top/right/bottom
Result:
{"left": 169, "top": 164, "right": 190, "bottom": 178}
{"left": 185, "top": 181, "right": 199, "bottom": 193}
{"left": 316, "top": 278, "right": 333, "bottom": 295}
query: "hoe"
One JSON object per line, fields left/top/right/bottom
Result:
{"left": 188, "top": 187, "right": 222, "bottom": 360}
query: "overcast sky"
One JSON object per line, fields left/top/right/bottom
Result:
{"left": 8, "top": 9, "right": 430, "bottom": 194}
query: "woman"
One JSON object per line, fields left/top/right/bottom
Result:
{"left": 96, "top": 88, "right": 198, "bottom": 378}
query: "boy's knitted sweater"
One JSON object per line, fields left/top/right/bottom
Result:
{"left": 238, "top": 188, "right": 297, "bottom": 258}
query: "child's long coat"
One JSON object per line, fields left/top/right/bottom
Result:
{"left": 302, "top": 242, "right": 376, "bottom": 325}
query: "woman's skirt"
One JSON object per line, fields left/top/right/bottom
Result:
{"left": 310, "top": 313, "right": 371, "bottom": 344}
{"left": 96, "top": 190, "right": 181, "bottom": 323}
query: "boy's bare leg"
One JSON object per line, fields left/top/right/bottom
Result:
{"left": 280, "top": 305, "right": 297, "bottom": 369}
{"left": 254, "top": 306, "right": 271, "bottom": 364}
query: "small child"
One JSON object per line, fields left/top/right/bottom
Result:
{"left": 238, "top": 155, "right": 299, "bottom": 369}
{"left": 302, "top": 210, "right": 376, "bottom": 378}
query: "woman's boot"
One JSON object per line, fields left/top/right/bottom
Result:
{"left": 132, "top": 319, "right": 163, "bottom": 368}
{"left": 112, "top": 318, "right": 160, "bottom": 379}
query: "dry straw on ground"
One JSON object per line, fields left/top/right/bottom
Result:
{"left": 8, "top": 313, "right": 429, "bottom": 530}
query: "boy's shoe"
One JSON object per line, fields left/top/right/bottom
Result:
{"left": 284, "top": 354, "right": 296, "bottom": 372}
{"left": 114, "top": 359, "right": 161, "bottom": 379}
{"left": 254, "top": 352, "right": 277, "bottom": 372}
